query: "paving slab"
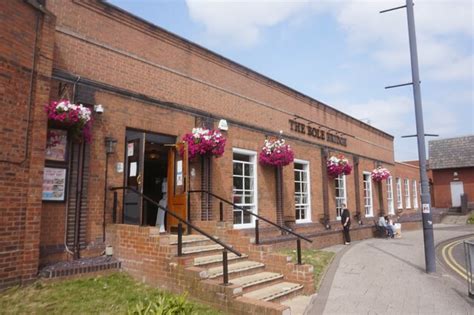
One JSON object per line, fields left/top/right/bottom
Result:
{"left": 305, "top": 224, "right": 474, "bottom": 315}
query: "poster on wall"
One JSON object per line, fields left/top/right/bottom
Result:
{"left": 45, "top": 129, "right": 68, "bottom": 162}
{"left": 42, "top": 167, "right": 67, "bottom": 201}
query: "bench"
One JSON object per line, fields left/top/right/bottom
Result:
{"left": 373, "top": 220, "right": 389, "bottom": 238}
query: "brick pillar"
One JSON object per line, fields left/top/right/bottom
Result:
{"left": 275, "top": 166, "right": 284, "bottom": 228}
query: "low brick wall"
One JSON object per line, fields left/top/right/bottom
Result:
{"left": 106, "top": 224, "right": 290, "bottom": 314}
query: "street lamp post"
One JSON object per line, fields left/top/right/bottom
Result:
{"left": 381, "top": 0, "right": 436, "bottom": 273}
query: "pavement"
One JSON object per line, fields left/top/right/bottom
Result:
{"left": 302, "top": 223, "right": 474, "bottom": 315}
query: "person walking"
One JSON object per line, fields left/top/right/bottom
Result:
{"left": 341, "top": 204, "right": 351, "bottom": 245}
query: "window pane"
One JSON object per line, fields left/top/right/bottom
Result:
{"left": 234, "top": 176, "right": 243, "bottom": 189}
{"left": 233, "top": 163, "right": 242, "bottom": 175}
{"left": 243, "top": 210, "right": 251, "bottom": 224}
{"left": 233, "top": 210, "right": 242, "bottom": 224}
{"left": 244, "top": 164, "right": 250, "bottom": 176}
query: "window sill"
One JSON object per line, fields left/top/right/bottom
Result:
{"left": 295, "top": 219, "right": 312, "bottom": 224}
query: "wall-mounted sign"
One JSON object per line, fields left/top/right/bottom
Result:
{"left": 45, "top": 129, "right": 68, "bottom": 162}
{"left": 42, "top": 167, "right": 67, "bottom": 201}
{"left": 289, "top": 119, "right": 348, "bottom": 147}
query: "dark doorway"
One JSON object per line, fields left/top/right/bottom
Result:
{"left": 143, "top": 142, "right": 168, "bottom": 226}
{"left": 123, "top": 130, "right": 175, "bottom": 227}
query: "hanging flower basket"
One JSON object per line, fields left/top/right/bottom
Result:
{"left": 181, "top": 128, "right": 226, "bottom": 159}
{"left": 327, "top": 154, "right": 352, "bottom": 177}
{"left": 371, "top": 166, "right": 391, "bottom": 181}
{"left": 259, "top": 138, "right": 294, "bottom": 167}
{"left": 45, "top": 99, "right": 92, "bottom": 143}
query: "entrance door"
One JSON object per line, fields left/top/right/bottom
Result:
{"left": 450, "top": 181, "right": 464, "bottom": 207}
{"left": 124, "top": 131, "right": 145, "bottom": 224}
{"left": 167, "top": 142, "right": 188, "bottom": 233}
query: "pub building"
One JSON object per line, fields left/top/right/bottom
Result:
{"left": 1, "top": 0, "right": 423, "bottom": 311}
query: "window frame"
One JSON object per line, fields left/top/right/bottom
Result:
{"left": 335, "top": 174, "right": 347, "bottom": 220}
{"left": 232, "top": 148, "right": 258, "bottom": 229}
{"left": 404, "top": 178, "right": 411, "bottom": 209}
{"left": 396, "top": 177, "right": 403, "bottom": 209}
{"left": 363, "top": 171, "right": 374, "bottom": 217}
{"left": 412, "top": 180, "right": 419, "bottom": 209}
{"left": 387, "top": 176, "right": 395, "bottom": 215}
{"left": 294, "top": 159, "right": 311, "bottom": 223}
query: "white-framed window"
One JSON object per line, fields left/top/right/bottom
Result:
{"left": 294, "top": 159, "right": 311, "bottom": 223}
{"left": 232, "top": 148, "right": 258, "bottom": 228}
{"left": 363, "top": 172, "right": 373, "bottom": 217}
{"left": 387, "top": 176, "right": 395, "bottom": 215}
{"left": 396, "top": 178, "right": 403, "bottom": 209}
{"left": 412, "top": 180, "right": 418, "bottom": 209}
{"left": 335, "top": 175, "right": 347, "bottom": 220}
{"left": 404, "top": 178, "right": 411, "bottom": 209}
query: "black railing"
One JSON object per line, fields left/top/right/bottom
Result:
{"left": 189, "top": 190, "right": 312, "bottom": 265}
{"left": 111, "top": 186, "right": 241, "bottom": 285}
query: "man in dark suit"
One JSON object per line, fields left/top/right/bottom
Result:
{"left": 341, "top": 204, "right": 351, "bottom": 245}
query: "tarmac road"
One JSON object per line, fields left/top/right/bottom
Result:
{"left": 438, "top": 235, "right": 474, "bottom": 282}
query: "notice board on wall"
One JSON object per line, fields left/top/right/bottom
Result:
{"left": 42, "top": 167, "right": 67, "bottom": 201}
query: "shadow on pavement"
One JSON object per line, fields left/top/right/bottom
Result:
{"left": 367, "top": 243, "right": 425, "bottom": 273}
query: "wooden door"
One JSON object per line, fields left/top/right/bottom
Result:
{"left": 124, "top": 131, "right": 145, "bottom": 225}
{"left": 167, "top": 142, "right": 188, "bottom": 233}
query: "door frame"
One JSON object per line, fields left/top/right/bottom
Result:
{"left": 123, "top": 129, "right": 177, "bottom": 226}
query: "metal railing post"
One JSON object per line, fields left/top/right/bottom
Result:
{"left": 177, "top": 223, "right": 183, "bottom": 256}
{"left": 255, "top": 219, "right": 260, "bottom": 245}
{"left": 297, "top": 239, "right": 302, "bottom": 265}
{"left": 222, "top": 249, "right": 229, "bottom": 285}
{"left": 219, "top": 201, "right": 224, "bottom": 222}
{"left": 112, "top": 191, "right": 118, "bottom": 223}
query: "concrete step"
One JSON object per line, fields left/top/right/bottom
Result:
{"left": 231, "top": 272, "right": 284, "bottom": 292}
{"left": 182, "top": 244, "right": 224, "bottom": 255}
{"left": 242, "top": 282, "right": 304, "bottom": 302}
{"left": 194, "top": 253, "right": 248, "bottom": 268}
{"left": 207, "top": 260, "right": 265, "bottom": 279}
{"left": 169, "top": 235, "right": 219, "bottom": 248}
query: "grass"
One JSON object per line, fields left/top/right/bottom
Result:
{"left": 278, "top": 248, "right": 335, "bottom": 290}
{"left": 467, "top": 211, "right": 474, "bottom": 224}
{"left": 0, "top": 273, "right": 222, "bottom": 315}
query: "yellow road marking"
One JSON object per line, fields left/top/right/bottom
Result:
{"left": 441, "top": 239, "right": 468, "bottom": 280}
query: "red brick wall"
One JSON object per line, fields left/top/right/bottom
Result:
{"left": 432, "top": 167, "right": 474, "bottom": 208}
{"left": 0, "top": 0, "right": 55, "bottom": 288}
{"left": 35, "top": 0, "right": 422, "bottom": 264}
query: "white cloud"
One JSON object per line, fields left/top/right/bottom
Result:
{"left": 185, "top": 0, "right": 311, "bottom": 47}
{"left": 332, "top": 0, "right": 474, "bottom": 82}
{"left": 338, "top": 96, "right": 413, "bottom": 133}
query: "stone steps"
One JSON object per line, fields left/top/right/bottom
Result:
{"left": 169, "top": 235, "right": 219, "bottom": 248}
{"left": 207, "top": 260, "right": 265, "bottom": 279}
{"left": 242, "top": 281, "right": 304, "bottom": 302}
{"left": 182, "top": 244, "right": 224, "bottom": 255}
{"left": 231, "top": 271, "right": 284, "bottom": 292}
{"left": 193, "top": 252, "right": 248, "bottom": 268}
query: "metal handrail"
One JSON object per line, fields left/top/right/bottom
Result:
{"left": 189, "top": 190, "right": 313, "bottom": 243}
{"left": 110, "top": 186, "right": 241, "bottom": 258}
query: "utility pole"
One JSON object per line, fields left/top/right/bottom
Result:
{"left": 381, "top": 0, "right": 436, "bottom": 273}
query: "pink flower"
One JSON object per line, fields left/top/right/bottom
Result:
{"left": 45, "top": 99, "right": 93, "bottom": 143}
{"left": 371, "top": 167, "right": 391, "bottom": 181}
{"left": 327, "top": 155, "right": 352, "bottom": 177}
{"left": 259, "top": 138, "right": 294, "bottom": 167}
{"left": 181, "top": 128, "right": 226, "bottom": 159}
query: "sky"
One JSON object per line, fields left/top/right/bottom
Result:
{"left": 108, "top": 0, "right": 473, "bottom": 161}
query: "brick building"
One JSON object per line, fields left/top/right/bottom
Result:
{"left": 429, "top": 136, "right": 474, "bottom": 209}
{"left": 1, "top": 0, "right": 423, "bottom": 308}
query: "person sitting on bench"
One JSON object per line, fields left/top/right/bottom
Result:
{"left": 377, "top": 216, "right": 393, "bottom": 238}
{"left": 385, "top": 215, "right": 396, "bottom": 238}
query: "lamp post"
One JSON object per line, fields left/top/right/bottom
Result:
{"left": 381, "top": 0, "right": 436, "bottom": 273}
